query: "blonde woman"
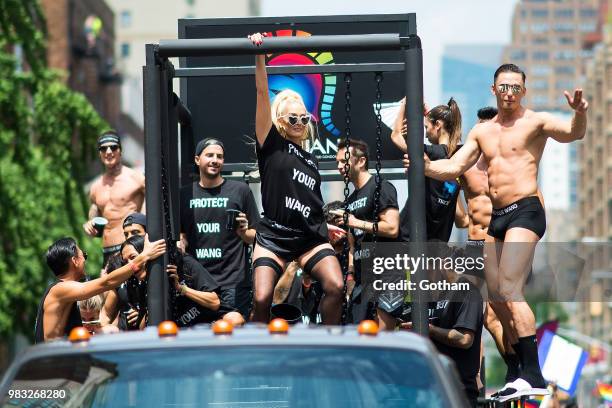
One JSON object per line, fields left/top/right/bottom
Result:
{"left": 248, "top": 32, "right": 345, "bottom": 324}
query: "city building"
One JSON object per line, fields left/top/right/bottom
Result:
{"left": 441, "top": 44, "right": 503, "bottom": 131}
{"left": 42, "top": 0, "right": 121, "bottom": 131}
{"left": 501, "top": 0, "right": 604, "bottom": 242}
{"left": 502, "top": 0, "right": 600, "bottom": 112}
{"left": 106, "top": 0, "right": 260, "bottom": 130}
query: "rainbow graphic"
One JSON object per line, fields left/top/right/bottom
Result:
{"left": 266, "top": 29, "right": 341, "bottom": 136}
{"left": 597, "top": 381, "right": 612, "bottom": 404}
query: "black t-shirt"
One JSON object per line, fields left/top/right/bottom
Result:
{"left": 346, "top": 176, "right": 399, "bottom": 283}
{"left": 400, "top": 144, "right": 460, "bottom": 242}
{"left": 116, "top": 277, "right": 148, "bottom": 331}
{"left": 34, "top": 281, "right": 83, "bottom": 343}
{"left": 180, "top": 179, "right": 259, "bottom": 288}
{"left": 174, "top": 254, "right": 233, "bottom": 327}
{"left": 256, "top": 126, "right": 327, "bottom": 241}
{"left": 430, "top": 279, "right": 483, "bottom": 399}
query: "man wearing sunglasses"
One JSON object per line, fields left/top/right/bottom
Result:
{"left": 83, "top": 131, "right": 146, "bottom": 265}
{"left": 404, "top": 63, "right": 588, "bottom": 401}
{"left": 34, "top": 235, "right": 166, "bottom": 342}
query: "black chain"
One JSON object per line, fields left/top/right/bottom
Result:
{"left": 373, "top": 73, "right": 383, "bottom": 244}
{"left": 341, "top": 73, "right": 352, "bottom": 324}
{"left": 160, "top": 128, "right": 179, "bottom": 322}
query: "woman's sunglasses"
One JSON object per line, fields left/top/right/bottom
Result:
{"left": 98, "top": 144, "right": 120, "bottom": 153}
{"left": 280, "top": 113, "right": 312, "bottom": 126}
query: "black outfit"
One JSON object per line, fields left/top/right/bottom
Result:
{"left": 34, "top": 281, "right": 83, "bottom": 343}
{"left": 255, "top": 126, "right": 328, "bottom": 261}
{"left": 345, "top": 176, "right": 399, "bottom": 323}
{"left": 180, "top": 179, "right": 259, "bottom": 316}
{"left": 430, "top": 278, "right": 484, "bottom": 407}
{"left": 174, "top": 254, "right": 234, "bottom": 327}
{"left": 400, "top": 144, "right": 460, "bottom": 242}
{"left": 116, "top": 276, "right": 148, "bottom": 331}
{"left": 464, "top": 239, "right": 485, "bottom": 280}
{"left": 487, "top": 196, "right": 546, "bottom": 240}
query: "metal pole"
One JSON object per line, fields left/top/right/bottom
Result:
{"left": 403, "top": 35, "right": 428, "bottom": 336}
{"left": 157, "top": 34, "right": 402, "bottom": 57}
{"left": 143, "top": 44, "right": 166, "bottom": 325}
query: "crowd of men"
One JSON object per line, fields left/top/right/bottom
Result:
{"left": 35, "top": 63, "right": 587, "bottom": 407}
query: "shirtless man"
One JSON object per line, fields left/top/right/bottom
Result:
{"left": 83, "top": 131, "right": 146, "bottom": 264}
{"left": 405, "top": 64, "right": 588, "bottom": 400}
{"left": 34, "top": 236, "right": 165, "bottom": 342}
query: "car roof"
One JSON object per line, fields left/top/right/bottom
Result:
{"left": 12, "top": 324, "right": 435, "bottom": 364}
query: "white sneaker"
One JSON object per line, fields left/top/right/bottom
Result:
{"left": 497, "top": 378, "right": 549, "bottom": 403}
{"left": 490, "top": 381, "right": 515, "bottom": 400}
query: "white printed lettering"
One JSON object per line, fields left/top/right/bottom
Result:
{"left": 285, "top": 196, "right": 311, "bottom": 218}
{"left": 197, "top": 223, "right": 220, "bottom": 234}
{"left": 189, "top": 197, "right": 229, "bottom": 209}
{"left": 196, "top": 248, "right": 222, "bottom": 259}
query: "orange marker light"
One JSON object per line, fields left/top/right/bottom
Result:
{"left": 69, "top": 327, "right": 91, "bottom": 343}
{"left": 357, "top": 320, "right": 379, "bottom": 336}
{"left": 158, "top": 320, "right": 178, "bottom": 338}
{"left": 268, "top": 318, "right": 289, "bottom": 334}
{"left": 212, "top": 320, "right": 234, "bottom": 335}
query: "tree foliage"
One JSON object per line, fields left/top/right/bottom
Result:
{"left": 0, "top": 0, "right": 107, "bottom": 338}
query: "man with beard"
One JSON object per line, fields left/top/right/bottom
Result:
{"left": 180, "top": 138, "right": 259, "bottom": 319}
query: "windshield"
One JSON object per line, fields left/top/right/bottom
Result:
{"left": 3, "top": 346, "right": 449, "bottom": 408}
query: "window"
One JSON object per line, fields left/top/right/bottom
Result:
{"left": 580, "top": 22, "right": 597, "bottom": 32}
{"left": 120, "top": 10, "right": 132, "bottom": 28}
{"left": 555, "top": 66, "right": 575, "bottom": 75}
{"left": 120, "top": 43, "right": 130, "bottom": 58}
{"left": 532, "top": 65, "right": 551, "bottom": 75}
{"left": 556, "top": 79, "right": 574, "bottom": 89}
{"left": 511, "top": 50, "right": 527, "bottom": 60}
{"left": 3, "top": 347, "right": 451, "bottom": 408}
{"left": 580, "top": 9, "right": 597, "bottom": 18}
{"left": 532, "top": 9, "right": 549, "bottom": 18}
{"left": 554, "top": 9, "right": 574, "bottom": 18}
{"left": 532, "top": 37, "right": 549, "bottom": 45}
{"left": 555, "top": 50, "right": 575, "bottom": 60}
{"left": 532, "top": 95, "right": 549, "bottom": 105}
{"left": 554, "top": 22, "right": 574, "bottom": 32}
{"left": 532, "top": 80, "right": 548, "bottom": 90}
{"left": 558, "top": 37, "right": 574, "bottom": 45}
{"left": 532, "top": 23, "right": 550, "bottom": 33}
{"left": 520, "top": 23, "right": 529, "bottom": 33}
{"left": 533, "top": 51, "right": 549, "bottom": 61}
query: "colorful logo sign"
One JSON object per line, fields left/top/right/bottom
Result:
{"left": 267, "top": 29, "right": 341, "bottom": 136}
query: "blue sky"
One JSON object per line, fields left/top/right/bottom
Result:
{"left": 260, "top": 0, "right": 518, "bottom": 104}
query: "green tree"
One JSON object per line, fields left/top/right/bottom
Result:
{"left": 0, "top": 0, "right": 107, "bottom": 338}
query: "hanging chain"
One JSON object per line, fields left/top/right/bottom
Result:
{"left": 373, "top": 73, "right": 383, "bottom": 244}
{"left": 341, "top": 73, "right": 352, "bottom": 324}
{"left": 160, "top": 125, "right": 179, "bottom": 322}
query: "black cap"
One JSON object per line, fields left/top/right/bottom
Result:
{"left": 123, "top": 213, "right": 146, "bottom": 229}
{"left": 98, "top": 131, "right": 121, "bottom": 148}
{"left": 195, "top": 138, "right": 225, "bottom": 156}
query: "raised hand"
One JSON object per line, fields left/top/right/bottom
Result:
{"left": 248, "top": 32, "right": 268, "bottom": 46}
{"left": 564, "top": 89, "right": 588, "bottom": 113}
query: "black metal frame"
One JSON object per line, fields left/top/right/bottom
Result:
{"left": 143, "top": 14, "right": 429, "bottom": 335}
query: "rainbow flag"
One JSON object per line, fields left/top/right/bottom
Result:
{"left": 524, "top": 395, "right": 545, "bottom": 407}
{"left": 597, "top": 381, "right": 612, "bottom": 403}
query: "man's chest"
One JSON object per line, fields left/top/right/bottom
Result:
{"left": 94, "top": 179, "right": 141, "bottom": 208}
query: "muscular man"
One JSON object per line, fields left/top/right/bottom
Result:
{"left": 34, "top": 236, "right": 165, "bottom": 342}
{"left": 407, "top": 64, "right": 588, "bottom": 400}
{"left": 83, "top": 131, "right": 145, "bottom": 264}
{"left": 180, "top": 138, "right": 259, "bottom": 319}
{"left": 333, "top": 139, "right": 400, "bottom": 324}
